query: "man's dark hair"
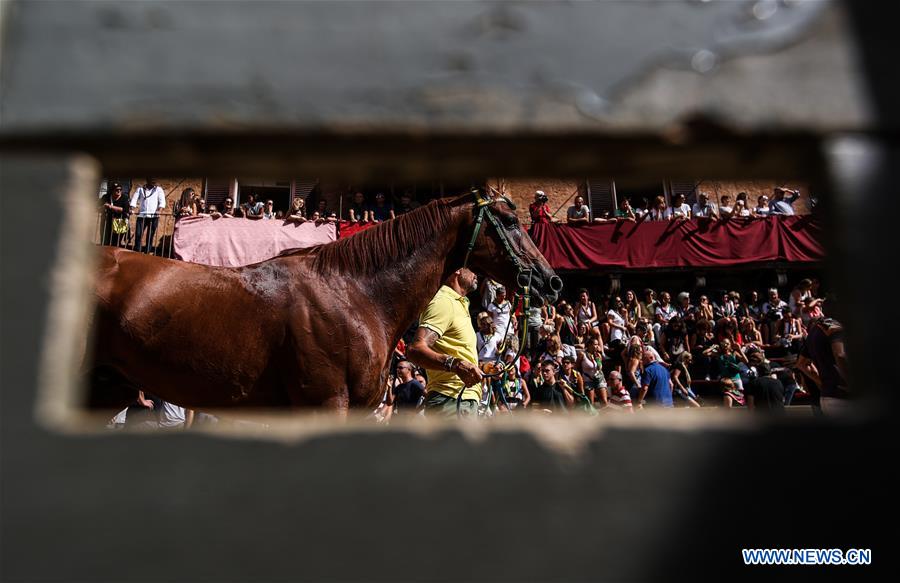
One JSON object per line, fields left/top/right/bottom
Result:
{"left": 755, "top": 362, "right": 771, "bottom": 376}
{"left": 577, "top": 287, "right": 589, "bottom": 296}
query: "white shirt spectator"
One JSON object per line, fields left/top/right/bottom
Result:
{"left": 481, "top": 279, "right": 501, "bottom": 311}
{"left": 130, "top": 185, "right": 167, "bottom": 217}
{"left": 487, "top": 300, "right": 512, "bottom": 336}
{"left": 692, "top": 201, "right": 718, "bottom": 218}
{"left": 607, "top": 309, "right": 627, "bottom": 342}
{"left": 566, "top": 204, "right": 591, "bottom": 222}
{"left": 655, "top": 303, "right": 677, "bottom": 324}
{"left": 158, "top": 401, "right": 186, "bottom": 428}
{"left": 476, "top": 330, "right": 504, "bottom": 363}
{"left": 665, "top": 204, "right": 691, "bottom": 220}
{"left": 719, "top": 205, "right": 733, "bottom": 216}
{"left": 645, "top": 208, "right": 667, "bottom": 222}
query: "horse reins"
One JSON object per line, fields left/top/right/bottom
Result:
{"left": 456, "top": 189, "right": 537, "bottom": 416}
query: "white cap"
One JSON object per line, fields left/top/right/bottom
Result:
{"left": 535, "top": 190, "right": 545, "bottom": 196}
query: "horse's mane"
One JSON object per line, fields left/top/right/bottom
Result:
{"left": 280, "top": 198, "right": 456, "bottom": 276}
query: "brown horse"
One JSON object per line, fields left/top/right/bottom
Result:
{"left": 87, "top": 190, "right": 562, "bottom": 414}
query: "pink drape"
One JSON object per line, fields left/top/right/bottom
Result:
{"left": 174, "top": 216, "right": 337, "bottom": 267}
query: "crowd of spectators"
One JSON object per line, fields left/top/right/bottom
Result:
{"left": 381, "top": 275, "right": 848, "bottom": 419}
{"left": 100, "top": 183, "right": 436, "bottom": 252}
{"left": 529, "top": 186, "right": 804, "bottom": 224}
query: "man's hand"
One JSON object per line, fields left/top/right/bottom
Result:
{"left": 453, "top": 360, "right": 484, "bottom": 387}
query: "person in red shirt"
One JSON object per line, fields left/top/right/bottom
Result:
{"left": 528, "top": 190, "right": 553, "bottom": 224}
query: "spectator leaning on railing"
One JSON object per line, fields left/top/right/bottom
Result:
{"left": 100, "top": 181, "right": 130, "bottom": 247}
{"left": 348, "top": 191, "right": 369, "bottom": 222}
{"left": 645, "top": 195, "right": 668, "bottom": 222}
{"left": 718, "top": 195, "right": 734, "bottom": 219}
{"left": 614, "top": 197, "right": 637, "bottom": 221}
{"left": 692, "top": 191, "right": 719, "bottom": 219}
{"left": 370, "top": 192, "right": 395, "bottom": 222}
{"left": 175, "top": 187, "right": 198, "bottom": 219}
{"left": 665, "top": 193, "right": 691, "bottom": 220}
{"left": 566, "top": 195, "right": 591, "bottom": 224}
{"left": 754, "top": 195, "right": 771, "bottom": 217}
{"left": 770, "top": 186, "right": 800, "bottom": 215}
{"left": 130, "top": 177, "right": 167, "bottom": 254}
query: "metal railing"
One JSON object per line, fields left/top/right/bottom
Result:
{"left": 93, "top": 211, "right": 178, "bottom": 259}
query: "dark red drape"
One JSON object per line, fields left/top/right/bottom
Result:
{"left": 529, "top": 216, "right": 824, "bottom": 271}
{"left": 338, "top": 220, "right": 377, "bottom": 238}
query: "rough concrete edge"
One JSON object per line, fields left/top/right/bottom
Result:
{"left": 34, "top": 154, "right": 101, "bottom": 428}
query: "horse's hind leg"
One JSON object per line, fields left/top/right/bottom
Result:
{"left": 321, "top": 385, "right": 350, "bottom": 420}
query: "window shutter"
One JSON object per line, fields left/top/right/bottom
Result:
{"left": 290, "top": 179, "right": 319, "bottom": 202}
{"left": 587, "top": 179, "right": 616, "bottom": 217}
{"left": 669, "top": 180, "right": 701, "bottom": 206}
{"left": 204, "top": 180, "right": 231, "bottom": 208}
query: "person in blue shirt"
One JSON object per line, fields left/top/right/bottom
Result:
{"left": 638, "top": 347, "right": 674, "bottom": 408}
{"left": 769, "top": 187, "right": 800, "bottom": 216}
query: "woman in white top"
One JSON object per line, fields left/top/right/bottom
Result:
{"left": 645, "top": 195, "right": 668, "bottom": 222}
{"left": 718, "top": 195, "right": 734, "bottom": 218}
{"left": 536, "top": 334, "right": 567, "bottom": 369}
{"left": 788, "top": 279, "right": 813, "bottom": 316}
{"left": 575, "top": 288, "right": 600, "bottom": 339}
{"left": 577, "top": 336, "right": 607, "bottom": 405}
{"left": 754, "top": 195, "right": 771, "bottom": 217}
{"left": 606, "top": 297, "right": 628, "bottom": 346}
{"left": 732, "top": 198, "right": 752, "bottom": 217}
{"left": 665, "top": 194, "right": 691, "bottom": 220}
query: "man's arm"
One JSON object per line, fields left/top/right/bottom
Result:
{"left": 637, "top": 385, "right": 648, "bottom": 408}
{"left": 832, "top": 338, "right": 849, "bottom": 387}
{"left": 559, "top": 382, "right": 575, "bottom": 406}
{"left": 794, "top": 354, "right": 821, "bottom": 387}
{"left": 521, "top": 382, "right": 531, "bottom": 408}
{"left": 407, "top": 327, "right": 483, "bottom": 387}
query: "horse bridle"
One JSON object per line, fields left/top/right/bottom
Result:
{"left": 460, "top": 189, "right": 534, "bottom": 381}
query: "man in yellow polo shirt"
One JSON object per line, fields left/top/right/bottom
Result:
{"left": 407, "top": 267, "right": 485, "bottom": 418}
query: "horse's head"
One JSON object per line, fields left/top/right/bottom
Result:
{"left": 454, "top": 188, "right": 563, "bottom": 306}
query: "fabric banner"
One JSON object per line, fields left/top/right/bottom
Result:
{"left": 529, "top": 216, "right": 824, "bottom": 271}
{"left": 338, "top": 220, "right": 377, "bottom": 239}
{"left": 174, "top": 216, "right": 337, "bottom": 267}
